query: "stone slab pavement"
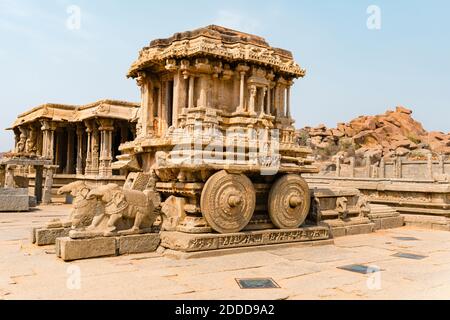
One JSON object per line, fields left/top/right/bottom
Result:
{"left": 1, "top": 204, "right": 450, "bottom": 300}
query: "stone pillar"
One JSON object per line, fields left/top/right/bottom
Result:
{"left": 274, "top": 85, "right": 280, "bottom": 116}
{"left": 65, "top": 127, "right": 75, "bottom": 174}
{"left": 349, "top": 157, "right": 355, "bottom": 178}
{"left": 379, "top": 158, "right": 385, "bottom": 178}
{"left": 173, "top": 71, "right": 187, "bottom": 127}
{"left": 198, "top": 75, "right": 209, "bottom": 108}
{"left": 248, "top": 85, "right": 256, "bottom": 115}
{"left": 41, "top": 120, "right": 57, "bottom": 162}
{"left": 36, "top": 125, "right": 43, "bottom": 157}
{"left": 236, "top": 65, "right": 249, "bottom": 112}
{"left": 35, "top": 165, "right": 43, "bottom": 203}
{"left": 54, "top": 129, "right": 62, "bottom": 172}
{"left": 43, "top": 165, "right": 57, "bottom": 205}
{"left": 76, "top": 124, "right": 84, "bottom": 175}
{"left": 286, "top": 84, "right": 291, "bottom": 118}
{"left": 259, "top": 88, "right": 266, "bottom": 116}
{"left": 265, "top": 85, "right": 271, "bottom": 115}
{"left": 427, "top": 153, "right": 433, "bottom": 179}
{"left": 91, "top": 123, "right": 100, "bottom": 176}
{"left": 85, "top": 121, "right": 93, "bottom": 175}
{"left": 99, "top": 119, "right": 114, "bottom": 177}
{"left": 136, "top": 72, "right": 153, "bottom": 137}
{"left": 439, "top": 154, "right": 445, "bottom": 174}
{"left": 188, "top": 75, "right": 195, "bottom": 109}
{"left": 280, "top": 85, "right": 286, "bottom": 117}
{"left": 336, "top": 156, "right": 341, "bottom": 177}
{"left": 365, "top": 154, "right": 371, "bottom": 178}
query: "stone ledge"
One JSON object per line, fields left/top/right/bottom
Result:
{"left": 160, "top": 226, "right": 330, "bottom": 253}
{"left": 55, "top": 233, "right": 160, "bottom": 262}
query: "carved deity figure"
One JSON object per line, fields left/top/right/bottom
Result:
{"left": 16, "top": 130, "right": 27, "bottom": 154}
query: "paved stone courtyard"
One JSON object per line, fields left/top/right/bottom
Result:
{"left": 1, "top": 204, "right": 450, "bottom": 300}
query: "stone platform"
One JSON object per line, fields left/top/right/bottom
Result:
{"left": 55, "top": 233, "right": 160, "bottom": 261}
{"left": 160, "top": 226, "right": 330, "bottom": 253}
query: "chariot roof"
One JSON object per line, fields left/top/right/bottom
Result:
{"left": 128, "top": 25, "right": 305, "bottom": 78}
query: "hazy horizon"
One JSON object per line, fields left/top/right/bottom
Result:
{"left": 1, "top": 0, "right": 449, "bottom": 150}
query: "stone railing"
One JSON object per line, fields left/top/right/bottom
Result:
{"left": 332, "top": 154, "right": 450, "bottom": 181}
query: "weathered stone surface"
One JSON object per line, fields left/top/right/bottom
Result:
{"left": 56, "top": 233, "right": 161, "bottom": 261}
{"left": 34, "top": 227, "right": 70, "bottom": 246}
{"left": 118, "top": 233, "right": 160, "bottom": 255}
{"left": 56, "top": 236, "right": 117, "bottom": 261}
{"left": 161, "top": 226, "right": 330, "bottom": 253}
{"left": 377, "top": 216, "right": 405, "bottom": 229}
{"left": 0, "top": 188, "right": 29, "bottom": 212}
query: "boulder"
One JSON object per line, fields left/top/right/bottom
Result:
{"left": 395, "top": 147, "right": 410, "bottom": 157}
{"left": 396, "top": 106, "right": 412, "bottom": 115}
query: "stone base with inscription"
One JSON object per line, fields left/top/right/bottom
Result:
{"left": 55, "top": 233, "right": 161, "bottom": 261}
{"left": 160, "top": 226, "right": 331, "bottom": 253}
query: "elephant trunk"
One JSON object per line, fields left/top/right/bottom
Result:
{"left": 57, "top": 185, "right": 70, "bottom": 195}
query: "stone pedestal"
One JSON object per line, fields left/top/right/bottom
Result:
{"left": 367, "top": 204, "right": 404, "bottom": 230}
{"left": 42, "top": 166, "right": 55, "bottom": 204}
{"left": 55, "top": 233, "right": 160, "bottom": 261}
{"left": 32, "top": 226, "right": 71, "bottom": 246}
{"left": 160, "top": 226, "right": 330, "bottom": 253}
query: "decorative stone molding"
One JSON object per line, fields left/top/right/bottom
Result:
{"left": 128, "top": 25, "right": 306, "bottom": 79}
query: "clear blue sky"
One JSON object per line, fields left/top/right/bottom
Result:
{"left": 1, "top": 0, "right": 449, "bottom": 150}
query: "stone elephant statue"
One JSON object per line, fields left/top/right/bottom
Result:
{"left": 86, "top": 183, "right": 157, "bottom": 236}
{"left": 57, "top": 181, "right": 99, "bottom": 229}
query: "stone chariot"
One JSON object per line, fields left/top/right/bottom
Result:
{"left": 115, "top": 25, "right": 320, "bottom": 239}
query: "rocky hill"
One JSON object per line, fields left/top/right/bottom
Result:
{"left": 298, "top": 106, "right": 450, "bottom": 163}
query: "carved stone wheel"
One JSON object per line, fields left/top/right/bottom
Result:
{"left": 268, "top": 174, "right": 311, "bottom": 229}
{"left": 200, "top": 170, "right": 256, "bottom": 234}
